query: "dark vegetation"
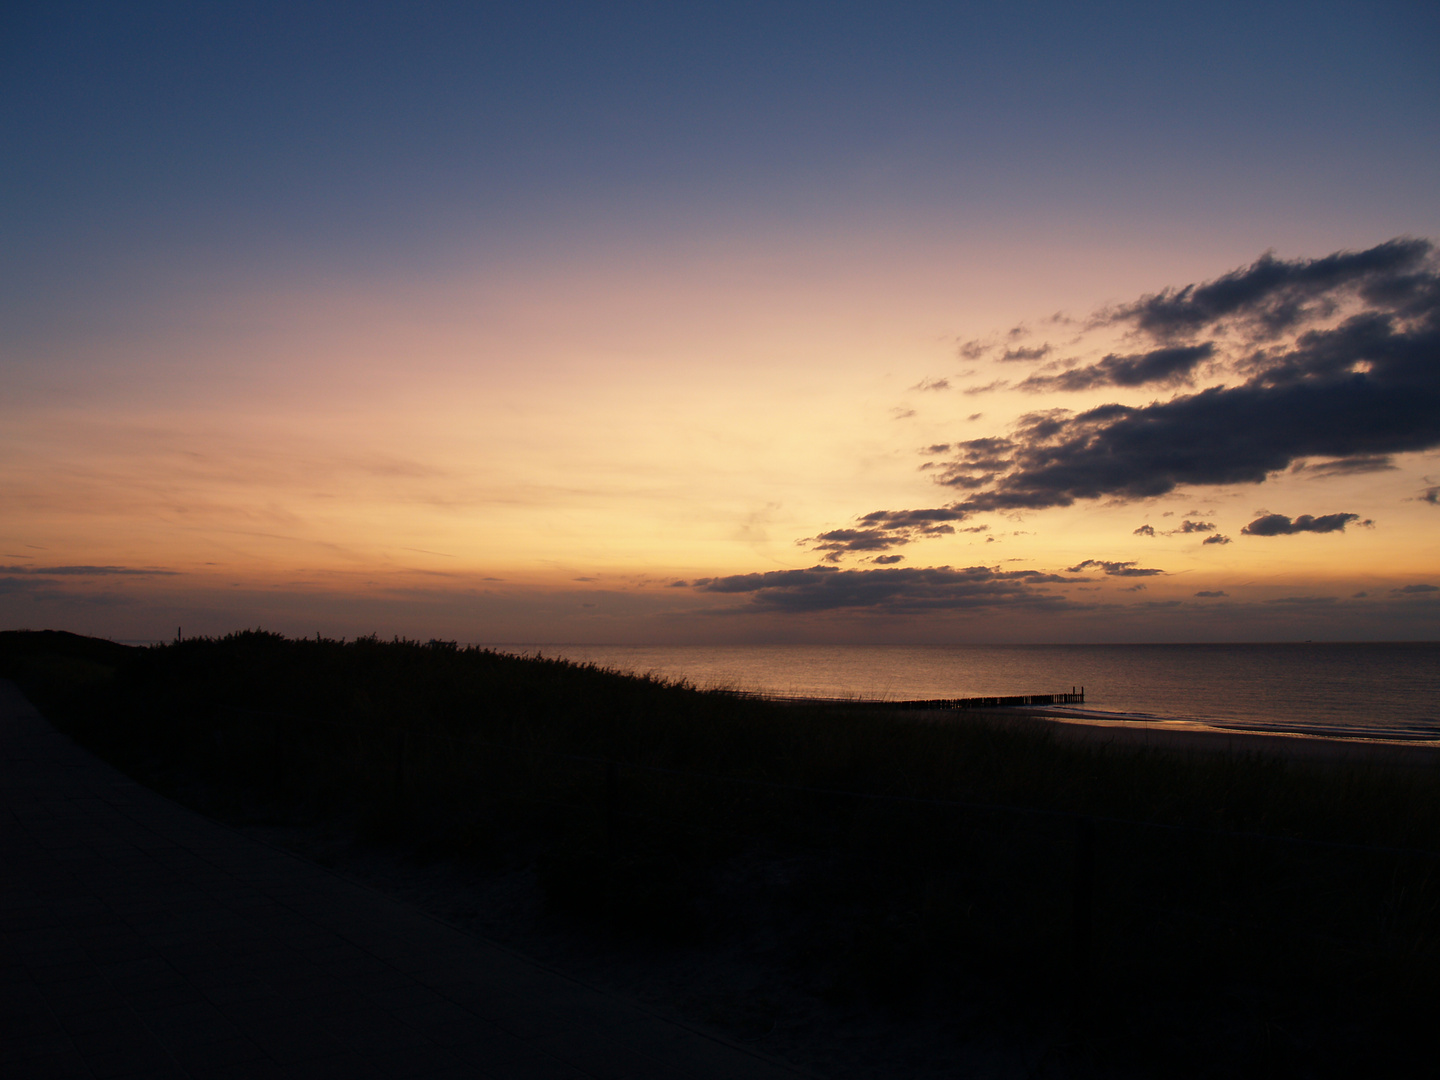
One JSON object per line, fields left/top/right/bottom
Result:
{"left": 4, "top": 629, "right": 1439, "bottom": 1077}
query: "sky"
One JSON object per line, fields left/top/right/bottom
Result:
{"left": 3, "top": 1, "right": 1439, "bottom": 644}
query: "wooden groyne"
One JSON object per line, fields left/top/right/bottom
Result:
{"left": 765, "top": 688, "right": 1085, "bottom": 710}
{"left": 881, "top": 688, "right": 1085, "bottom": 711}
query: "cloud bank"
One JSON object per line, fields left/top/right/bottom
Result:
{"left": 941, "top": 239, "right": 1438, "bottom": 511}
{"left": 818, "top": 239, "right": 1438, "bottom": 558}
{"left": 693, "top": 564, "right": 1077, "bottom": 614}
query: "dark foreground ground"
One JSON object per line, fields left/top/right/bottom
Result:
{"left": 5, "top": 629, "right": 1440, "bottom": 1078}
{"left": 1, "top": 678, "right": 815, "bottom": 1080}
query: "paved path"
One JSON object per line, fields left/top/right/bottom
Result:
{"left": 0, "top": 681, "right": 811, "bottom": 1080}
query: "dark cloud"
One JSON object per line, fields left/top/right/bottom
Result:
{"left": 1195, "top": 590, "right": 1228, "bottom": 597}
{"left": 922, "top": 443, "right": 952, "bottom": 454}
{"left": 1104, "top": 237, "right": 1433, "bottom": 340}
{"left": 1201, "top": 534, "right": 1232, "bottom": 545}
{"left": 1019, "top": 344, "right": 1214, "bottom": 393}
{"left": 958, "top": 339, "right": 989, "bottom": 360}
{"left": 918, "top": 240, "right": 1440, "bottom": 516}
{"left": 1064, "top": 559, "right": 1165, "bottom": 577}
{"left": 667, "top": 580, "right": 689, "bottom": 588}
{"left": 694, "top": 564, "right": 1078, "bottom": 614}
{"left": 1240, "top": 512, "right": 1362, "bottom": 536}
{"left": 930, "top": 435, "right": 1026, "bottom": 490}
{"left": 818, "top": 240, "right": 1438, "bottom": 565}
{"left": 871, "top": 554, "right": 905, "bottom": 565}
{"left": 1393, "top": 583, "right": 1438, "bottom": 594}
{"left": 999, "top": 344, "right": 1052, "bottom": 362}
{"left": 804, "top": 508, "right": 981, "bottom": 560}
{"left": 1133, "top": 524, "right": 1156, "bottom": 537}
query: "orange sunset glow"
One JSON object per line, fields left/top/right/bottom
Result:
{"left": 4, "top": 4, "right": 1438, "bottom": 645}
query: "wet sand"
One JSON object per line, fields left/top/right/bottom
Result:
{"left": 964, "top": 706, "right": 1440, "bottom": 767}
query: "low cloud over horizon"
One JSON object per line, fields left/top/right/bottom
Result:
{"left": 692, "top": 564, "right": 1079, "bottom": 615}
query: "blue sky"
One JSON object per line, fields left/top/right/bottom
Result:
{"left": 4, "top": 2, "right": 1439, "bottom": 642}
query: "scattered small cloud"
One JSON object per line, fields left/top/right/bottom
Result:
{"left": 912, "top": 377, "right": 951, "bottom": 392}
{"left": 961, "top": 380, "right": 1008, "bottom": 396}
{"left": 892, "top": 407, "right": 917, "bottom": 419}
{"left": 999, "top": 344, "right": 1052, "bottom": 362}
{"left": 1064, "top": 559, "right": 1166, "bottom": 577}
{"left": 804, "top": 508, "right": 971, "bottom": 560}
{"left": 1201, "top": 534, "right": 1232, "bottom": 545}
{"left": 1137, "top": 519, "right": 1221, "bottom": 539}
{"left": 1241, "top": 512, "right": 1365, "bottom": 536}
{"left": 871, "top": 554, "right": 905, "bottom": 564}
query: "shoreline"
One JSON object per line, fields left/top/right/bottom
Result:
{"left": 770, "top": 694, "right": 1440, "bottom": 766}
{"left": 964, "top": 705, "right": 1440, "bottom": 767}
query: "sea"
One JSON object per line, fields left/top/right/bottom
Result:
{"left": 485, "top": 642, "right": 1440, "bottom": 740}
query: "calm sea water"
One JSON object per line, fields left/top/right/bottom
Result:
{"left": 487, "top": 643, "right": 1440, "bottom": 737}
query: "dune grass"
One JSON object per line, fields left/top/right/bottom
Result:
{"left": 6, "top": 628, "right": 1440, "bottom": 1075}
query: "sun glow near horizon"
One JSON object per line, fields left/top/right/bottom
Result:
{"left": 3, "top": 4, "right": 1438, "bottom": 643}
